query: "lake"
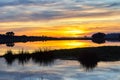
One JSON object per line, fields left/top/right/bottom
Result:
{"left": 0, "top": 40, "right": 120, "bottom": 80}
{"left": 0, "top": 40, "right": 120, "bottom": 55}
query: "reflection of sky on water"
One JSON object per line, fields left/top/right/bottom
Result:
{"left": 0, "top": 58, "right": 120, "bottom": 80}
{"left": 0, "top": 40, "right": 120, "bottom": 80}
{"left": 0, "top": 40, "right": 120, "bottom": 55}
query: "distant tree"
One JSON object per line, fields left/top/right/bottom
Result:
{"left": 92, "top": 32, "right": 106, "bottom": 44}
{"left": 6, "top": 32, "right": 15, "bottom": 36}
{"left": 92, "top": 32, "right": 106, "bottom": 39}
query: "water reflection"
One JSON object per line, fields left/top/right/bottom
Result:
{"left": 4, "top": 50, "right": 55, "bottom": 66}
{"left": 6, "top": 43, "right": 15, "bottom": 47}
{"left": 1, "top": 46, "right": 120, "bottom": 70}
{"left": 92, "top": 39, "right": 105, "bottom": 44}
{"left": 1, "top": 39, "right": 120, "bottom": 47}
{"left": 0, "top": 40, "right": 120, "bottom": 56}
{"left": 77, "top": 52, "right": 99, "bottom": 70}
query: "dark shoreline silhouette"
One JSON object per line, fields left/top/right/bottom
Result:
{"left": 0, "top": 32, "right": 91, "bottom": 47}
{"left": 1, "top": 32, "right": 120, "bottom": 47}
{"left": 1, "top": 46, "right": 120, "bottom": 70}
{"left": 0, "top": 32, "right": 120, "bottom": 47}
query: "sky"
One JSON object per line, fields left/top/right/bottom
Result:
{"left": 0, "top": 0, "right": 120, "bottom": 37}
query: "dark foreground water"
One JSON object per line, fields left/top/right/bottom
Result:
{"left": 0, "top": 58, "right": 120, "bottom": 80}
{"left": 0, "top": 40, "right": 120, "bottom": 80}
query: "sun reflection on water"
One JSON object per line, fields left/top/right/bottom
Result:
{"left": 0, "top": 40, "right": 120, "bottom": 55}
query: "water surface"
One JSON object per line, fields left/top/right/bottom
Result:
{"left": 0, "top": 58, "right": 120, "bottom": 80}
{"left": 0, "top": 40, "right": 120, "bottom": 55}
{"left": 0, "top": 40, "right": 120, "bottom": 80}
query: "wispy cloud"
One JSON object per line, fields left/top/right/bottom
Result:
{"left": 0, "top": 0, "right": 119, "bottom": 22}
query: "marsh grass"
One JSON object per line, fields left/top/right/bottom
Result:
{"left": 2, "top": 46, "right": 120, "bottom": 69}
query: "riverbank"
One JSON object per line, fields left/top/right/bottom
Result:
{"left": 1, "top": 46, "right": 120, "bottom": 69}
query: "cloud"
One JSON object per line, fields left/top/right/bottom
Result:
{"left": 0, "top": 0, "right": 119, "bottom": 22}
{"left": 0, "top": 0, "right": 58, "bottom": 7}
{"left": 105, "top": 2, "right": 120, "bottom": 8}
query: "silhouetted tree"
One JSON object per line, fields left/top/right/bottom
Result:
{"left": 92, "top": 32, "right": 106, "bottom": 39}
{"left": 6, "top": 32, "right": 14, "bottom": 36}
{"left": 92, "top": 32, "right": 106, "bottom": 44}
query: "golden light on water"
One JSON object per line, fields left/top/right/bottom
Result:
{"left": 64, "top": 41, "right": 87, "bottom": 47}
{"left": 0, "top": 40, "right": 120, "bottom": 55}
{"left": 0, "top": 40, "right": 90, "bottom": 55}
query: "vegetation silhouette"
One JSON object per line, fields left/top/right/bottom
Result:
{"left": 6, "top": 43, "right": 15, "bottom": 47}
{"left": 77, "top": 52, "right": 99, "bottom": 70}
{"left": 6, "top": 32, "right": 14, "bottom": 36}
{"left": 91, "top": 32, "right": 120, "bottom": 44}
{"left": 92, "top": 39, "right": 105, "bottom": 44}
{"left": 92, "top": 32, "right": 106, "bottom": 39}
{"left": 1, "top": 32, "right": 120, "bottom": 47}
{"left": 4, "top": 50, "right": 55, "bottom": 66}
{"left": 92, "top": 32, "right": 106, "bottom": 44}
{"left": 0, "top": 33, "right": 57, "bottom": 46}
{"left": 4, "top": 50, "right": 16, "bottom": 65}
{"left": 0, "top": 32, "right": 92, "bottom": 47}
{"left": 1, "top": 46, "right": 120, "bottom": 70}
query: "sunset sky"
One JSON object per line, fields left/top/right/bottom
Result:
{"left": 0, "top": 0, "right": 120, "bottom": 37}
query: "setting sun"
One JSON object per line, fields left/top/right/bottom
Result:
{"left": 66, "top": 30, "right": 85, "bottom": 34}
{"left": 62, "top": 30, "right": 85, "bottom": 37}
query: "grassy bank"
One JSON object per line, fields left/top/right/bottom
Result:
{"left": 2, "top": 46, "right": 120, "bottom": 59}
{"left": 1, "top": 46, "right": 120, "bottom": 69}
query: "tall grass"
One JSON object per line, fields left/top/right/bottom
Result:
{"left": 2, "top": 46, "right": 120, "bottom": 69}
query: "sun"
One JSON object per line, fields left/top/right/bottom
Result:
{"left": 66, "top": 30, "right": 85, "bottom": 34}
{"left": 63, "top": 30, "right": 85, "bottom": 37}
